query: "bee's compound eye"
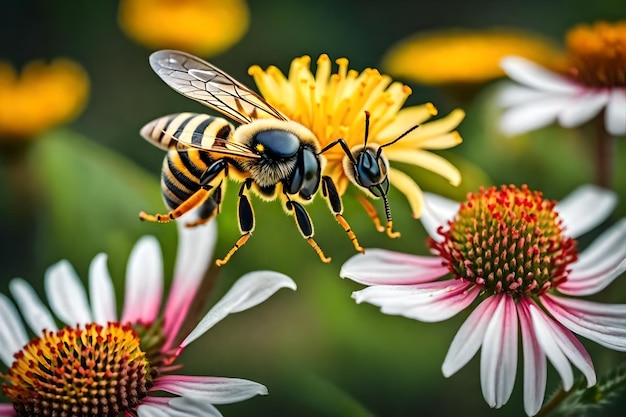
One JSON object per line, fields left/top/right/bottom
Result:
{"left": 254, "top": 130, "right": 300, "bottom": 158}
{"left": 355, "top": 150, "right": 382, "bottom": 188}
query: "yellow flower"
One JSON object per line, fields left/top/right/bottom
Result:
{"left": 382, "top": 28, "right": 564, "bottom": 85}
{"left": 119, "top": 0, "right": 249, "bottom": 56}
{"left": 248, "top": 54, "right": 464, "bottom": 222}
{"left": 0, "top": 59, "right": 89, "bottom": 140}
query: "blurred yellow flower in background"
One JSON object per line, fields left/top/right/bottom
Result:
{"left": 119, "top": 0, "right": 249, "bottom": 56}
{"left": 249, "top": 55, "right": 464, "bottom": 220}
{"left": 382, "top": 28, "right": 564, "bottom": 86}
{"left": 0, "top": 59, "right": 89, "bottom": 140}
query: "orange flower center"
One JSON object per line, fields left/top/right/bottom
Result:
{"left": 1, "top": 323, "right": 150, "bottom": 416}
{"left": 429, "top": 185, "right": 578, "bottom": 297}
{"left": 566, "top": 21, "right": 626, "bottom": 87}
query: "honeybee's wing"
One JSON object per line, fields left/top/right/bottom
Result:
{"left": 149, "top": 50, "right": 287, "bottom": 125}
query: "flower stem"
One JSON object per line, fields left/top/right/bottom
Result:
{"left": 535, "top": 387, "right": 570, "bottom": 417}
{"left": 593, "top": 114, "right": 615, "bottom": 188}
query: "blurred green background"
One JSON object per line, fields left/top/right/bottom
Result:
{"left": 1, "top": 0, "right": 625, "bottom": 416}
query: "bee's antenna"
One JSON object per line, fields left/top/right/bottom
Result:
{"left": 363, "top": 111, "right": 371, "bottom": 147}
{"left": 376, "top": 123, "right": 419, "bottom": 159}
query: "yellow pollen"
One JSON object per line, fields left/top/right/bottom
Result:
{"left": 566, "top": 21, "right": 626, "bottom": 86}
{"left": 255, "top": 143, "right": 265, "bottom": 152}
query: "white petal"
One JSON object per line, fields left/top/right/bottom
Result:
{"left": 420, "top": 192, "right": 459, "bottom": 242}
{"left": 121, "top": 236, "right": 163, "bottom": 325}
{"left": 179, "top": 271, "right": 296, "bottom": 349}
{"left": 44, "top": 260, "right": 92, "bottom": 326}
{"left": 154, "top": 375, "right": 268, "bottom": 404}
{"left": 543, "top": 295, "right": 626, "bottom": 350}
{"left": 560, "top": 218, "right": 626, "bottom": 295}
{"left": 340, "top": 249, "right": 449, "bottom": 285}
{"left": 497, "top": 83, "right": 558, "bottom": 107}
{"left": 480, "top": 295, "right": 517, "bottom": 409}
{"left": 0, "top": 293, "right": 29, "bottom": 367}
{"left": 605, "top": 88, "right": 626, "bottom": 136}
{"left": 442, "top": 295, "right": 501, "bottom": 377}
{"left": 499, "top": 96, "right": 571, "bottom": 136}
{"left": 555, "top": 185, "right": 616, "bottom": 238}
{"left": 500, "top": 56, "right": 579, "bottom": 94}
{"left": 558, "top": 90, "right": 609, "bottom": 127}
{"left": 517, "top": 300, "right": 547, "bottom": 417}
{"left": 163, "top": 219, "right": 217, "bottom": 341}
{"left": 89, "top": 253, "right": 117, "bottom": 324}
{"left": 167, "top": 397, "right": 223, "bottom": 417}
{"left": 10, "top": 278, "right": 57, "bottom": 334}
{"left": 352, "top": 280, "right": 479, "bottom": 322}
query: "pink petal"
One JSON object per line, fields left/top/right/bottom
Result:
{"left": 352, "top": 279, "right": 479, "bottom": 322}
{"left": 542, "top": 294, "right": 626, "bottom": 351}
{"left": 517, "top": 299, "right": 547, "bottom": 416}
{"left": 605, "top": 88, "right": 626, "bottom": 136}
{"left": 420, "top": 192, "right": 459, "bottom": 242}
{"left": 555, "top": 185, "right": 617, "bottom": 239}
{"left": 500, "top": 56, "right": 579, "bottom": 94}
{"left": 529, "top": 304, "right": 596, "bottom": 389}
{"left": 480, "top": 294, "right": 518, "bottom": 409}
{"left": 153, "top": 375, "right": 268, "bottom": 404}
{"left": 442, "top": 295, "right": 501, "bottom": 377}
{"left": 0, "top": 404, "right": 16, "bottom": 416}
{"left": 178, "top": 271, "right": 296, "bottom": 352}
{"left": 340, "top": 249, "right": 449, "bottom": 285}
{"left": 121, "top": 236, "right": 163, "bottom": 325}
{"left": 162, "top": 219, "right": 217, "bottom": 349}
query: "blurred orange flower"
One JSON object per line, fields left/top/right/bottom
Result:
{"left": 0, "top": 59, "right": 89, "bottom": 140}
{"left": 119, "top": 0, "right": 249, "bottom": 56}
{"left": 382, "top": 28, "right": 565, "bottom": 85}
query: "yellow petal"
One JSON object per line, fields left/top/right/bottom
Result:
{"left": 386, "top": 149, "right": 462, "bottom": 186}
{"left": 374, "top": 103, "right": 438, "bottom": 140}
{"left": 381, "top": 109, "right": 465, "bottom": 147}
{"left": 388, "top": 168, "right": 424, "bottom": 218}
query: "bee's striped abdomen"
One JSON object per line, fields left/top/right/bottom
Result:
{"left": 140, "top": 112, "right": 234, "bottom": 150}
{"left": 161, "top": 149, "right": 217, "bottom": 210}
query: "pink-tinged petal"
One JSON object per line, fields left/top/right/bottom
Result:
{"left": 121, "top": 236, "right": 163, "bottom": 325}
{"left": 0, "top": 293, "right": 29, "bottom": 367}
{"left": 340, "top": 249, "right": 448, "bottom": 285}
{"left": 605, "top": 88, "right": 626, "bottom": 136}
{"left": 542, "top": 294, "right": 626, "bottom": 351}
{"left": 500, "top": 56, "right": 579, "bottom": 94}
{"left": 352, "top": 279, "right": 479, "bottom": 322}
{"left": 9, "top": 278, "right": 57, "bottom": 334}
{"left": 44, "top": 260, "right": 92, "bottom": 326}
{"left": 138, "top": 397, "right": 222, "bottom": 417}
{"left": 163, "top": 219, "right": 217, "bottom": 348}
{"left": 442, "top": 295, "right": 501, "bottom": 377}
{"left": 480, "top": 295, "right": 518, "bottom": 409}
{"left": 178, "top": 271, "right": 296, "bottom": 351}
{"left": 558, "top": 90, "right": 609, "bottom": 128}
{"left": 421, "top": 192, "right": 459, "bottom": 242}
{"left": 89, "top": 253, "right": 117, "bottom": 324}
{"left": 0, "top": 404, "right": 16, "bottom": 416}
{"left": 559, "top": 218, "right": 626, "bottom": 296}
{"left": 555, "top": 185, "right": 616, "bottom": 239}
{"left": 517, "top": 300, "right": 547, "bottom": 417}
{"left": 497, "top": 83, "right": 558, "bottom": 107}
{"left": 153, "top": 375, "right": 268, "bottom": 404}
{"left": 499, "top": 96, "right": 572, "bottom": 136}
{"left": 529, "top": 305, "right": 596, "bottom": 389}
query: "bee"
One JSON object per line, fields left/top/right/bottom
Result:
{"left": 139, "top": 50, "right": 366, "bottom": 265}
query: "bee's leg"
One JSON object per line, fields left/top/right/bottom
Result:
{"left": 355, "top": 194, "right": 385, "bottom": 233}
{"left": 285, "top": 199, "right": 331, "bottom": 263}
{"left": 184, "top": 183, "right": 223, "bottom": 227}
{"left": 139, "top": 159, "right": 228, "bottom": 224}
{"left": 216, "top": 179, "right": 254, "bottom": 266}
{"left": 321, "top": 176, "right": 364, "bottom": 253}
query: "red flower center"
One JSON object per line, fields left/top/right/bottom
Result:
{"left": 429, "top": 185, "right": 578, "bottom": 297}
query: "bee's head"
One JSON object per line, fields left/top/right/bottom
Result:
{"left": 348, "top": 146, "right": 390, "bottom": 198}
